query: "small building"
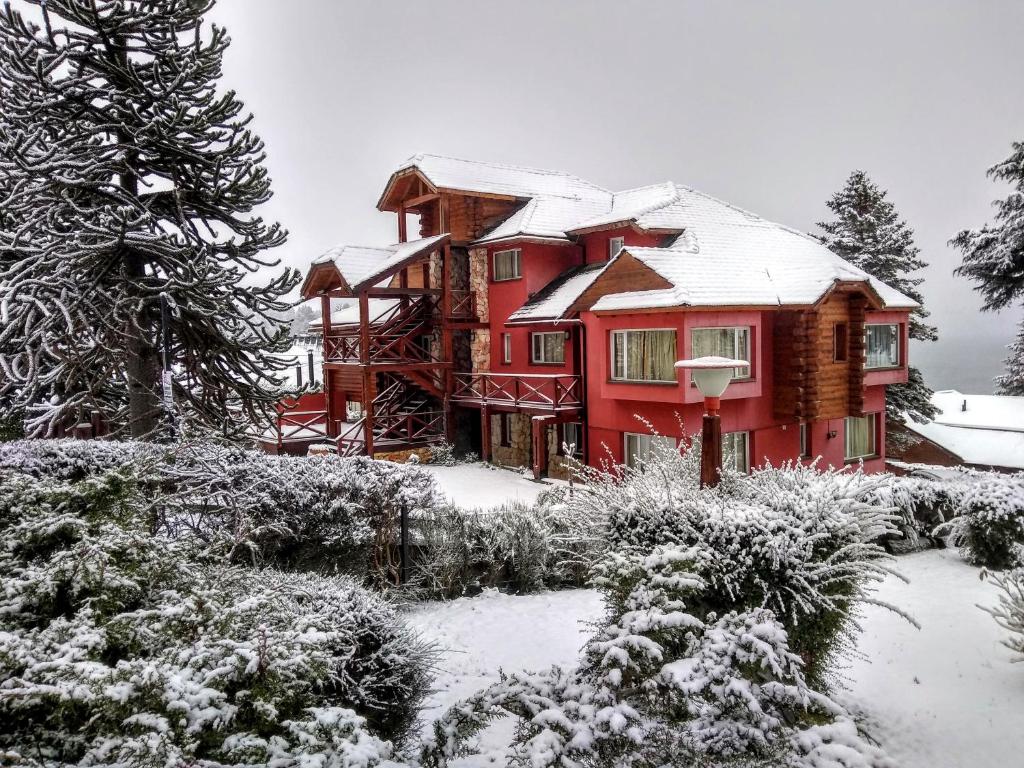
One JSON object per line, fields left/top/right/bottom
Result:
{"left": 891, "top": 389, "right": 1024, "bottom": 473}
{"left": 269, "top": 154, "right": 917, "bottom": 476}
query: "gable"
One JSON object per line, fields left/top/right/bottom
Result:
{"left": 569, "top": 253, "right": 675, "bottom": 314}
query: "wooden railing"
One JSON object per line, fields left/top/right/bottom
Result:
{"left": 448, "top": 290, "right": 477, "bottom": 319}
{"left": 272, "top": 408, "right": 329, "bottom": 448}
{"left": 323, "top": 294, "right": 440, "bottom": 364}
{"left": 451, "top": 373, "right": 583, "bottom": 409}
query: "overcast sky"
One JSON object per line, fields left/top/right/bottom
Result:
{"left": 55, "top": 1, "right": 1024, "bottom": 392}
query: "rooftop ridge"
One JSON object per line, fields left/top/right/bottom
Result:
{"left": 398, "top": 152, "right": 614, "bottom": 195}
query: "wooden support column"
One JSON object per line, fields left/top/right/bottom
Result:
{"left": 480, "top": 405, "right": 491, "bottom": 462}
{"left": 531, "top": 416, "right": 547, "bottom": 481}
{"left": 398, "top": 203, "right": 407, "bottom": 243}
{"left": 321, "top": 294, "right": 337, "bottom": 437}
{"left": 359, "top": 291, "right": 374, "bottom": 456}
{"left": 441, "top": 244, "right": 455, "bottom": 443}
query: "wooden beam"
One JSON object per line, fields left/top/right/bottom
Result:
{"left": 398, "top": 203, "right": 407, "bottom": 243}
{"left": 366, "top": 287, "right": 441, "bottom": 297}
{"left": 404, "top": 192, "right": 440, "bottom": 209}
{"left": 480, "top": 406, "right": 491, "bottom": 462}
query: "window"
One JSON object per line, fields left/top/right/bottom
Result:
{"left": 799, "top": 423, "right": 810, "bottom": 459}
{"left": 690, "top": 327, "right": 751, "bottom": 379}
{"left": 611, "top": 329, "right": 677, "bottom": 382}
{"left": 345, "top": 401, "right": 364, "bottom": 422}
{"left": 498, "top": 413, "right": 512, "bottom": 448}
{"left": 865, "top": 324, "right": 899, "bottom": 369}
{"left": 531, "top": 332, "right": 565, "bottom": 364}
{"left": 493, "top": 249, "right": 522, "bottom": 281}
{"left": 723, "top": 431, "right": 749, "bottom": 473}
{"left": 609, "top": 236, "right": 624, "bottom": 259}
{"left": 833, "top": 323, "right": 849, "bottom": 362}
{"left": 560, "top": 422, "right": 583, "bottom": 457}
{"left": 624, "top": 432, "right": 676, "bottom": 468}
{"left": 844, "top": 414, "right": 877, "bottom": 460}
{"left": 502, "top": 333, "right": 512, "bottom": 364}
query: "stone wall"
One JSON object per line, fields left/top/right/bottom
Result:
{"left": 469, "top": 247, "right": 490, "bottom": 373}
{"left": 490, "top": 412, "right": 531, "bottom": 468}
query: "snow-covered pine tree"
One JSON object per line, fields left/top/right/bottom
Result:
{"left": 819, "top": 170, "right": 938, "bottom": 429}
{"left": 0, "top": 0, "right": 298, "bottom": 439}
{"left": 995, "top": 319, "right": 1024, "bottom": 396}
{"left": 952, "top": 140, "right": 1024, "bottom": 394}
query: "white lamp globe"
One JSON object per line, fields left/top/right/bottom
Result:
{"left": 674, "top": 356, "right": 749, "bottom": 398}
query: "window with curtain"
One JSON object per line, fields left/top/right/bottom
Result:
{"left": 865, "top": 324, "right": 899, "bottom": 369}
{"left": 799, "top": 423, "right": 810, "bottom": 458}
{"left": 502, "top": 333, "right": 512, "bottom": 364}
{"left": 493, "top": 249, "right": 522, "bottom": 281}
{"left": 611, "top": 329, "right": 677, "bottom": 382}
{"left": 560, "top": 422, "right": 583, "bottom": 456}
{"left": 844, "top": 414, "right": 877, "bottom": 460}
{"left": 690, "top": 326, "right": 751, "bottom": 379}
{"left": 531, "top": 332, "right": 565, "bottom": 364}
{"left": 498, "top": 413, "right": 512, "bottom": 447}
{"left": 723, "top": 431, "right": 749, "bottom": 473}
{"left": 609, "top": 236, "right": 624, "bottom": 259}
{"left": 624, "top": 432, "right": 677, "bottom": 468}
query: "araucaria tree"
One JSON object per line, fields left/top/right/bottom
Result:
{"left": 820, "top": 170, "right": 938, "bottom": 432}
{"left": 952, "top": 140, "right": 1024, "bottom": 395}
{"left": 0, "top": 0, "right": 298, "bottom": 438}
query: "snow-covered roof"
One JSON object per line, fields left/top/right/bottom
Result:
{"left": 507, "top": 264, "right": 606, "bottom": 323}
{"left": 329, "top": 299, "right": 399, "bottom": 327}
{"left": 310, "top": 234, "right": 448, "bottom": 295}
{"left": 567, "top": 182, "right": 682, "bottom": 233}
{"left": 588, "top": 186, "right": 918, "bottom": 311}
{"left": 902, "top": 390, "right": 1024, "bottom": 470}
{"left": 389, "top": 153, "right": 610, "bottom": 202}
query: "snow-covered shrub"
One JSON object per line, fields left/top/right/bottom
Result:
{"left": 155, "top": 442, "right": 443, "bottom": 582}
{"left": 985, "top": 568, "right": 1024, "bottom": 662}
{"left": 932, "top": 470, "right": 1024, "bottom": 569}
{"left": 429, "top": 440, "right": 458, "bottom": 466}
{"left": 410, "top": 496, "right": 601, "bottom": 598}
{"left": 0, "top": 437, "right": 162, "bottom": 480}
{"left": 560, "top": 438, "right": 906, "bottom": 686}
{"left": 421, "top": 545, "right": 894, "bottom": 768}
{"left": 0, "top": 467, "right": 434, "bottom": 766}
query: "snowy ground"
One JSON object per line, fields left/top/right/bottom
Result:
{"left": 418, "top": 462, "right": 566, "bottom": 510}
{"left": 405, "top": 549, "right": 1023, "bottom": 767}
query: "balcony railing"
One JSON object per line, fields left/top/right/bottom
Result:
{"left": 448, "top": 289, "right": 477, "bottom": 320}
{"left": 451, "top": 372, "right": 583, "bottom": 410}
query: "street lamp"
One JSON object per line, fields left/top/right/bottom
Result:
{"left": 674, "top": 356, "right": 747, "bottom": 489}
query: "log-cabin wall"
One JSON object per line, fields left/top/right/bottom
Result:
{"left": 812, "top": 293, "right": 852, "bottom": 421}
{"left": 445, "top": 194, "right": 520, "bottom": 243}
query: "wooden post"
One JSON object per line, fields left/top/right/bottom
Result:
{"left": 359, "top": 291, "right": 374, "bottom": 457}
{"left": 700, "top": 413, "right": 722, "bottom": 489}
{"left": 398, "top": 204, "right": 407, "bottom": 243}
{"left": 531, "top": 417, "right": 548, "bottom": 481}
{"left": 480, "top": 405, "right": 491, "bottom": 462}
{"left": 441, "top": 244, "right": 455, "bottom": 443}
{"left": 320, "top": 294, "right": 336, "bottom": 437}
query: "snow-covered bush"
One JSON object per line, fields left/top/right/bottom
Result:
{"left": 410, "top": 497, "right": 601, "bottom": 597}
{"left": 0, "top": 437, "right": 163, "bottom": 480}
{"left": 421, "top": 545, "right": 894, "bottom": 768}
{"left": 156, "top": 443, "right": 443, "bottom": 581}
{"left": 560, "top": 438, "right": 906, "bottom": 686}
{"left": 932, "top": 470, "right": 1024, "bottom": 569}
{"left": 985, "top": 568, "right": 1024, "bottom": 662}
{"left": 0, "top": 466, "right": 434, "bottom": 766}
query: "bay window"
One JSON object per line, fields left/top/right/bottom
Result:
{"left": 493, "top": 248, "right": 522, "bottom": 281}
{"left": 690, "top": 326, "right": 751, "bottom": 379}
{"left": 865, "top": 324, "right": 899, "bottom": 369}
{"left": 723, "top": 431, "right": 749, "bottom": 473}
{"left": 624, "top": 432, "right": 676, "bottom": 468}
{"left": 611, "top": 329, "right": 677, "bottom": 382}
{"left": 531, "top": 332, "right": 565, "bottom": 364}
{"left": 844, "top": 414, "right": 877, "bottom": 460}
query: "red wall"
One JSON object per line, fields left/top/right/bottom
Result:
{"left": 579, "top": 226, "right": 663, "bottom": 265}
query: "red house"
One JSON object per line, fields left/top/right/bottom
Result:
{"left": 278, "top": 154, "right": 915, "bottom": 477}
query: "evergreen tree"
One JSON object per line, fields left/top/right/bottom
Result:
{"left": 819, "top": 171, "right": 938, "bottom": 428}
{"left": 0, "top": 0, "right": 298, "bottom": 439}
{"left": 952, "top": 140, "right": 1024, "bottom": 393}
{"left": 995, "top": 319, "right": 1024, "bottom": 397}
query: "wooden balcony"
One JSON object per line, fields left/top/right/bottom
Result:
{"left": 451, "top": 372, "right": 583, "bottom": 412}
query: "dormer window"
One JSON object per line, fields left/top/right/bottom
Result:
{"left": 609, "top": 237, "right": 624, "bottom": 259}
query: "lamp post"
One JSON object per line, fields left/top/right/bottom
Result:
{"left": 674, "top": 356, "right": 747, "bottom": 488}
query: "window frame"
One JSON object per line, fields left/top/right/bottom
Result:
{"left": 723, "top": 430, "right": 750, "bottom": 473}
{"left": 610, "top": 328, "right": 679, "bottom": 383}
{"left": 531, "top": 331, "right": 566, "bottom": 365}
{"left": 492, "top": 248, "right": 522, "bottom": 282}
{"left": 844, "top": 414, "right": 878, "bottom": 461}
{"left": 833, "top": 322, "right": 849, "bottom": 362}
{"left": 498, "top": 413, "right": 512, "bottom": 448}
{"left": 501, "top": 332, "right": 512, "bottom": 365}
{"left": 689, "top": 325, "right": 752, "bottom": 380}
{"left": 559, "top": 422, "right": 584, "bottom": 457}
{"left": 799, "top": 422, "right": 810, "bottom": 459}
{"left": 864, "top": 323, "right": 900, "bottom": 370}
{"left": 609, "top": 236, "right": 625, "bottom": 260}
{"left": 624, "top": 432, "right": 677, "bottom": 469}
